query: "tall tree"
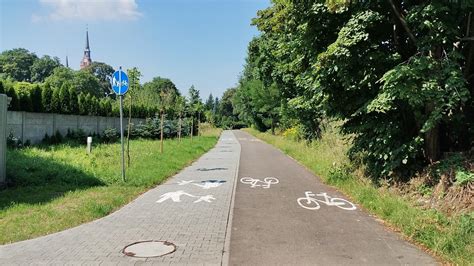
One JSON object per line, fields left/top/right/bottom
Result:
{"left": 142, "top": 77, "right": 179, "bottom": 116}
{"left": 0, "top": 80, "right": 4, "bottom": 94}
{"left": 125, "top": 67, "right": 142, "bottom": 165}
{"left": 31, "top": 55, "right": 61, "bottom": 82}
{"left": 44, "top": 67, "right": 75, "bottom": 90}
{"left": 78, "top": 92, "right": 86, "bottom": 115}
{"left": 31, "top": 85, "right": 42, "bottom": 112}
{"left": 175, "top": 95, "right": 187, "bottom": 141}
{"left": 158, "top": 86, "right": 178, "bottom": 153}
{"left": 14, "top": 82, "right": 34, "bottom": 112}
{"left": 5, "top": 86, "right": 19, "bottom": 111}
{"left": 68, "top": 86, "right": 78, "bottom": 114}
{"left": 86, "top": 62, "right": 115, "bottom": 96}
{"left": 0, "top": 48, "right": 38, "bottom": 81}
{"left": 218, "top": 88, "right": 238, "bottom": 129}
{"left": 73, "top": 70, "right": 103, "bottom": 97}
{"left": 59, "top": 83, "right": 71, "bottom": 114}
{"left": 239, "top": 0, "right": 474, "bottom": 180}
{"left": 187, "top": 85, "right": 202, "bottom": 137}
{"left": 51, "top": 88, "right": 61, "bottom": 113}
{"left": 41, "top": 84, "right": 53, "bottom": 112}
{"left": 205, "top": 93, "right": 214, "bottom": 111}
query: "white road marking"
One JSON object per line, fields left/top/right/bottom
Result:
{"left": 240, "top": 177, "right": 279, "bottom": 188}
{"left": 297, "top": 191, "right": 356, "bottom": 211}
{"left": 178, "top": 180, "right": 226, "bottom": 189}
{"left": 156, "top": 190, "right": 216, "bottom": 204}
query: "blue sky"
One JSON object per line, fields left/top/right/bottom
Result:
{"left": 0, "top": 0, "right": 269, "bottom": 99}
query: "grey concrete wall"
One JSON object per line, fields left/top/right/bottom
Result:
{"left": 0, "top": 95, "right": 7, "bottom": 184}
{"left": 55, "top": 114, "right": 78, "bottom": 136}
{"left": 6, "top": 111, "right": 146, "bottom": 144}
{"left": 23, "top": 112, "right": 54, "bottom": 144}
{"left": 78, "top": 116, "right": 98, "bottom": 135}
{"left": 6, "top": 111, "right": 22, "bottom": 142}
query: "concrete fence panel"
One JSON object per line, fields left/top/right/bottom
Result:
{"left": 23, "top": 112, "right": 54, "bottom": 144}
{"left": 55, "top": 114, "right": 79, "bottom": 136}
{"left": 6, "top": 111, "right": 148, "bottom": 144}
{"left": 78, "top": 116, "right": 99, "bottom": 135}
{"left": 0, "top": 95, "right": 7, "bottom": 184}
{"left": 6, "top": 111, "right": 22, "bottom": 140}
{"left": 98, "top": 116, "right": 110, "bottom": 133}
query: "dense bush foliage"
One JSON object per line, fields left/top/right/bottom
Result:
{"left": 1, "top": 79, "right": 158, "bottom": 118}
{"left": 233, "top": 0, "right": 474, "bottom": 181}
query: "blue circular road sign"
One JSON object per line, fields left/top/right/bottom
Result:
{"left": 112, "top": 69, "right": 129, "bottom": 95}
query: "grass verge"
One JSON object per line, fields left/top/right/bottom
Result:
{"left": 1, "top": 132, "right": 220, "bottom": 244}
{"left": 244, "top": 128, "right": 473, "bottom": 265}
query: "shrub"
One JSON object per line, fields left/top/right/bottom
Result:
{"left": 14, "top": 82, "right": 34, "bottom": 112}
{"left": 66, "top": 129, "right": 86, "bottom": 142}
{"left": 455, "top": 171, "right": 474, "bottom": 186}
{"left": 31, "top": 85, "right": 42, "bottom": 112}
{"left": 78, "top": 92, "right": 86, "bottom": 115}
{"left": 7, "top": 132, "right": 20, "bottom": 149}
{"left": 59, "top": 84, "right": 70, "bottom": 114}
{"left": 6, "top": 86, "right": 19, "bottom": 110}
{"left": 41, "top": 84, "right": 53, "bottom": 112}
{"left": 68, "top": 86, "right": 78, "bottom": 114}
{"left": 102, "top": 128, "right": 119, "bottom": 143}
{"left": 50, "top": 88, "right": 61, "bottom": 113}
{"left": 48, "top": 130, "right": 63, "bottom": 144}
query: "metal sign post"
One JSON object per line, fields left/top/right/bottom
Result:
{"left": 112, "top": 67, "right": 129, "bottom": 182}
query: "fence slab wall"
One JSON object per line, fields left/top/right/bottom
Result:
{"left": 0, "top": 95, "right": 7, "bottom": 184}
{"left": 6, "top": 111, "right": 146, "bottom": 144}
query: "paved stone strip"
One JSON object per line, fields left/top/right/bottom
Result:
{"left": 0, "top": 131, "right": 240, "bottom": 265}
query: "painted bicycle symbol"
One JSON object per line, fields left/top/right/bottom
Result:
{"left": 297, "top": 191, "right": 356, "bottom": 211}
{"left": 240, "top": 177, "right": 279, "bottom": 188}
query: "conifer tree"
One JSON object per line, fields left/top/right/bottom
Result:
{"left": 41, "top": 84, "right": 53, "bottom": 112}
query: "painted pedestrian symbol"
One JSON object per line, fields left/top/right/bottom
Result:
{"left": 156, "top": 190, "right": 215, "bottom": 203}
{"left": 240, "top": 177, "right": 279, "bottom": 188}
{"left": 111, "top": 69, "right": 129, "bottom": 95}
{"left": 178, "top": 180, "right": 226, "bottom": 189}
{"left": 297, "top": 191, "right": 356, "bottom": 211}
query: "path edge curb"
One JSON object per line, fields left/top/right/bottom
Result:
{"left": 221, "top": 130, "right": 241, "bottom": 266}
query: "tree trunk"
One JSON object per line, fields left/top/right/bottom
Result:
{"left": 191, "top": 117, "right": 194, "bottom": 142}
{"left": 160, "top": 111, "right": 164, "bottom": 154}
{"left": 126, "top": 94, "right": 132, "bottom": 167}
{"left": 197, "top": 112, "right": 200, "bottom": 137}
{"left": 464, "top": 12, "right": 473, "bottom": 92}
{"left": 424, "top": 45, "right": 444, "bottom": 162}
{"left": 387, "top": 0, "right": 416, "bottom": 46}
{"left": 425, "top": 127, "right": 440, "bottom": 162}
{"left": 178, "top": 116, "right": 182, "bottom": 142}
{"left": 271, "top": 116, "right": 275, "bottom": 135}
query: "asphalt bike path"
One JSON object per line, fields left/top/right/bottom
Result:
{"left": 228, "top": 130, "right": 437, "bottom": 265}
{"left": 0, "top": 131, "right": 240, "bottom": 265}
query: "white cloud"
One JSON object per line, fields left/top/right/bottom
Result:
{"left": 33, "top": 0, "right": 142, "bottom": 22}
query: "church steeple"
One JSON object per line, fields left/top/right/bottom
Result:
{"left": 80, "top": 28, "right": 92, "bottom": 69}
{"left": 66, "top": 55, "right": 69, "bottom": 68}
{"left": 85, "top": 29, "right": 90, "bottom": 51}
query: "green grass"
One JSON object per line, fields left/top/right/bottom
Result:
{"left": 244, "top": 128, "right": 473, "bottom": 265}
{"left": 0, "top": 134, "right": 219, "bottom": 244}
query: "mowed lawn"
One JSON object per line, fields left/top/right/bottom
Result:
{"left": 0, "top": 134, "right": 219, "bottom": 244}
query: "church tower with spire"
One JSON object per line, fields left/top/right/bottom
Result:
{"left": 80, "top": 29, "right": 92, "bottom": 69}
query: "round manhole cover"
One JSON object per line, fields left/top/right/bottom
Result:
{"left": 123, "top": 240, "right": 176, "bottom": 258}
